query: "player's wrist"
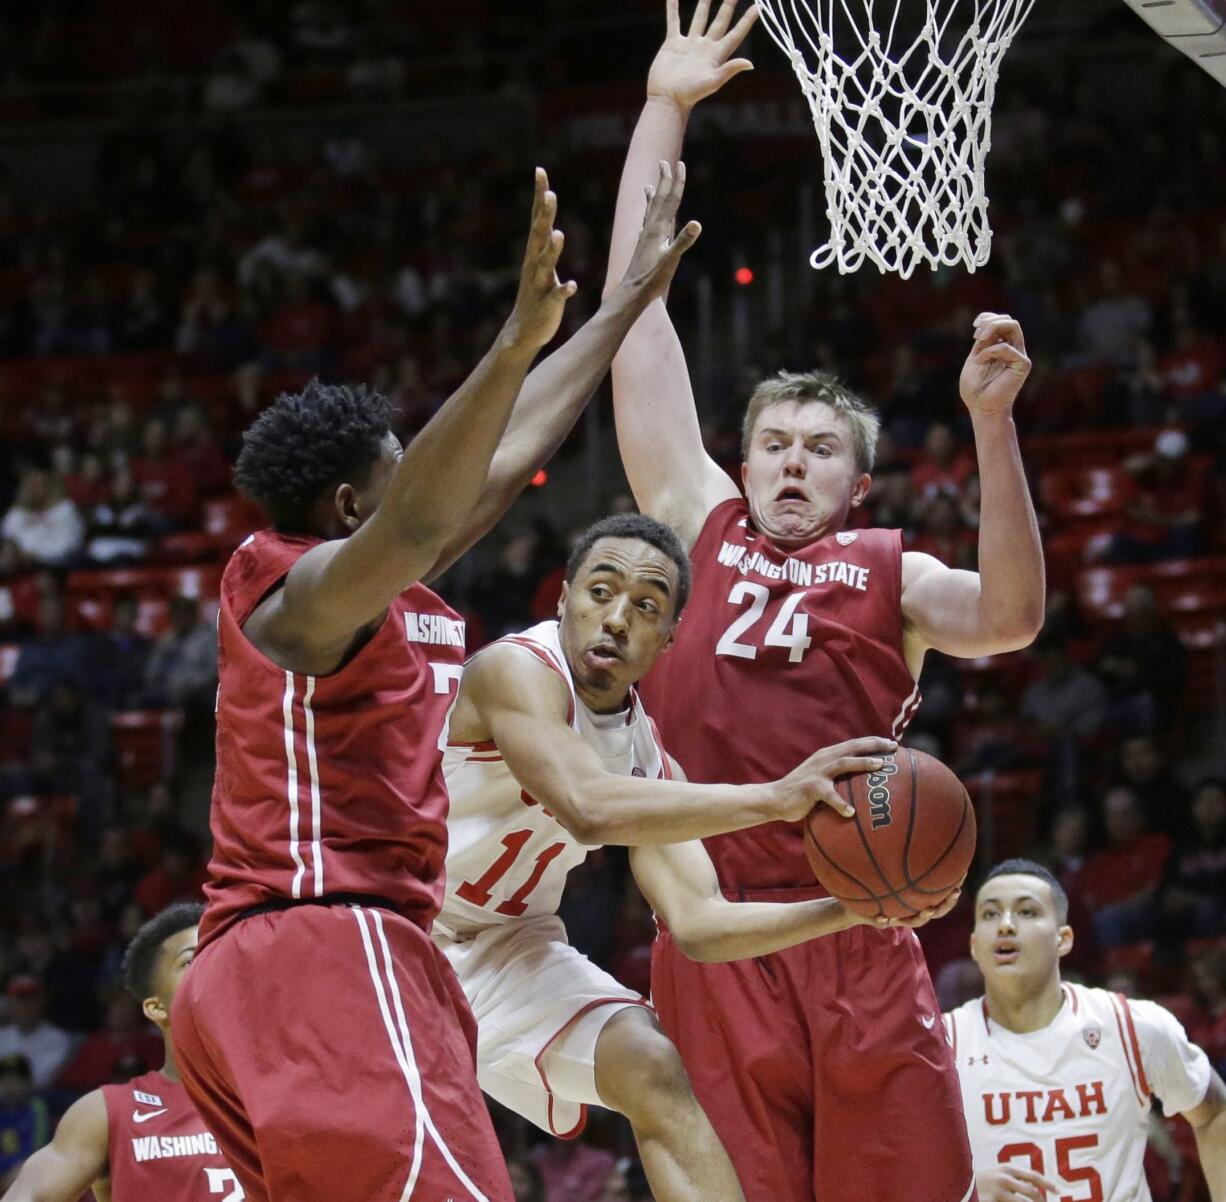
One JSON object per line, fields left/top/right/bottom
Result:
{"left": 644, "top": 91, "right": 694, "bottom": 121}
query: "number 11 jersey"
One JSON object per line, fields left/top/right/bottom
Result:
{"left": 639, "top": 498, "right": 918, "bottom": 891}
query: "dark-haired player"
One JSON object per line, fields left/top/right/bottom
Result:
{"left": 2, "top": 904, "right": 240, "bottom": 1202}
{"left": 171, "top": 169, "right": 702, "bottom": 1202}
{"left": 437, "top": 513, "right": 954, "bottom": 1202}
{"left": 948, "top": 860, "right": 1226, "bottom": 1202}
{"left": 600, "top": 5, "right": 1046, "bottom": 1201}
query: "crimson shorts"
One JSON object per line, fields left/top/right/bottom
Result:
{"left": 172, "top": 902, "right": 513, "bottom": 1202}
{"left": 651, "top": 889, "right": 976, "bottom": 1202}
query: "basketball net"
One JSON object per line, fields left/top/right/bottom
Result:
{"left": 755, "top": 0, "right": 1036, "bottom": 278}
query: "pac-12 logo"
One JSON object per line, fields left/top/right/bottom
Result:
{"left": 867, "top": 756, "right": 898, "bottom": 829}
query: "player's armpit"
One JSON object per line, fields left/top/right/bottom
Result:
{"left": 900, "top": 551, "right": 1038, "bottom": 663}
{"left": 4, "top": 1089, "right": 109, "bottom": 1202}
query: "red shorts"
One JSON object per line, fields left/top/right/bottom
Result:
{"left": 172, "top": 902, "right": 512, "bottom": 1202}
{"left": 652, "top": 891, "right": 976, "bottom": 1202}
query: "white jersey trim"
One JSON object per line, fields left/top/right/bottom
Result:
{"left": 282, "top": 671, "right": 308, "bottom": 899}
{"left": 302, "top": 676, "right": 324, "bottom": 897}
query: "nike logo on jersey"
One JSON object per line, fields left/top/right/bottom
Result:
{"left": 132, "top": 1108, "right": 168, "bottom": 1123}
{"left": 921, "top": 1013, "right": 936, "bottom": 1028}
{"left": 404, "top": 612, "right": 465, "bottom": 646}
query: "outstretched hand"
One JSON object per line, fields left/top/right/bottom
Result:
{"left": 959, "top": 312, "right": 1032, "bottom": 419}
{"left": 616, "top": 160, "right": 702, "bottom": 302}
{"left": 505, "top": 168, "right": 578, "bottom": 352}
{"left": 648, "top": 0, "right": 758, "bottom": 111}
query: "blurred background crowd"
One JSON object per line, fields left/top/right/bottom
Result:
{"left": 0, "top": 0, "right": 1223, "bottom": 1198}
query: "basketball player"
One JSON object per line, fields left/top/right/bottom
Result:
{"left": 1, "top": 904, "right": 241, "bottom": 1202}
{"left": 170, "top": 169, "right": 703, "bottom": 1202}
{"left": 949, "top": 860, "right": 1226, "bottom": 1202}
{"left": 601, "top": 5, "right": 1047, "bottom": 1201}
{"left": 438, "top": 512, "right": 956, "bottom": 1202}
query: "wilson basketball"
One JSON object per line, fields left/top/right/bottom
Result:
{"left": 803, "top": 748, "right": 976, "bottom": 920}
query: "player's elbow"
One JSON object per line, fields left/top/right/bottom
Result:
{"left": 667, "top": 917, "right": 726, "bottom": 963}
{"left": 551, "top": 798, "right": 606, "bottom": 847}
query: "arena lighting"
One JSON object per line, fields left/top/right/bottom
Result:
{"left": 531, "top": 469, "right": 547, "bottom": 486}
{"left": 734, "top": 266, "right": 754, "bottom": 286}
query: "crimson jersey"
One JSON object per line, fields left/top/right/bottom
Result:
{"left": 199, "top": 531, "right": 466, "bottom": 948}
{"left": 640, "top": 499, "right": 918, "bottom": 890}
{"left": 101, "top": 1071, "right": 240, "bottom": 1200}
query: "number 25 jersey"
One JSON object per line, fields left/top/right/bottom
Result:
{"left": 945, "top": 985, "right": 1210, "bottom": 1202}
{"left": 640, "top": 498, "right": 918, "bottom": 891}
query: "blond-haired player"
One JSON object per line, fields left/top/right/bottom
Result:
{"left": 946, "top": 859, "right": 1226, "bottom": 1202}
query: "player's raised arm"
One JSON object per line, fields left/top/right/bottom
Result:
{"left": 605, "top": 1, "right": 757, "bottom": 547}
{"left": 424, "top": 161, "right": 702, "bottom": 581}
{"left": 257, "top": 170, "right": 575, "bottom": 660}
{"left": 452, "top": 644, "right": 895, "bottom": 845}
{"left": 2, "top": 1089, "right": 109, "bottom": 1202}
{"left": 900, "top": 313, "right": 1045, "bottom": 663}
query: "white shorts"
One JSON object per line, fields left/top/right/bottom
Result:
{"left": 433, "top": 914, "right": 648, "bottom": 1136}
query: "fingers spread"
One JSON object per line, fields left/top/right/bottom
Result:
{"left": 708, "top": 0, "right": 742, "bottom": 39}
{"left": 666, "top": 0, "right": 681, "bottom": 36}
{"left": 688, "top": 0, "right": 713, "bottom": 37}
{"left": 720, "top": 3, "right": 760, "bottom": 53}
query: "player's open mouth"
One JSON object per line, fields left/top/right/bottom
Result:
{"left": 992, "top": 941, "right": 1020, "bottom": 964}
{"left": 586, "top": 643, "right": 623, "bottom": 667}
{"left": 776, "top": 487, "right": 808, "bottom": 503}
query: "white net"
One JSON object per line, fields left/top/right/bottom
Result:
{"left": 755, "top": 0, "right": 1036, "bottom": 277}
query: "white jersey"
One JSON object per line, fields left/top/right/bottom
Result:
{"left": 438, "top": 620, "right": 669, "bottom": 934}
{"left": 945, "top": 984, "right": 1211, "bottom": 1202}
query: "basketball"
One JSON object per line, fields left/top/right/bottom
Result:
{"left": 803, "top": 748, "right": 976, "bottom": 920}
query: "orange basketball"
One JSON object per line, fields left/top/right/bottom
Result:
{"left": 803, "top": 747, "right": 976, "bottom": 920}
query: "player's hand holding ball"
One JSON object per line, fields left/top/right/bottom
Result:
{"left": 772, "top": 737, "right": 898, "bottom": 822}
{"left": 803, "top": 746, "right": 977, "bottom": 921}
{"left": 976, "top": 1164, "right": 1057, "bottom": 1202}
{"left": 502, "top": 168, "right": 578, "bottom": 353}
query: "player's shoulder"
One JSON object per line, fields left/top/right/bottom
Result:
{"left": 942, "top": 996, "right": 988, "bottom": 1048}
{"left": 464, "top": 623, "right": 571, "bottom": 705}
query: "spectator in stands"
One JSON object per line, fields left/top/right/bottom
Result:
{"left": 907, "top": 493, "right": 976, "bottom": 570}
{"left": 6, "top": 592, "right": 86, "bottom": 708}
{"left": 84, "top": 592, "right": 151, "bottom": 709}
{"left": 1019, "top": 637, "right": 1106, "bottom": 804}
{"left": 0, "top": 467, "right": 84, "bottom": 571}
{"left": 62, "top": 449, "right": 109, "bottom": 512}
{"left": 1095, "top": 583, "right": 1187, "bottom": 732}
{"left": 84, "top": 462, "right": 163, "bottom": 564}
{"left": 1159, "top": 777, "right": 1226, "bottom": 941}
{"left": 1187, "top": 949, "right": 1226, "bottom": 1076}
{"left": 508, "top": 1155, "right": 547, "bottom": 1202}
{"left": 1077, "top": 784, "right": 1172, "bottom": 949}
{"left": 55, "top": 989, "right": 162, "bottom": 1092}
{"left": 910, "top": 422, "right": 976, "bottom": 507}
{"left": 1114, "top": 733, "right": 1189, "bottom": 827}
{"left": 115, "top": 267, "right": 171, "bottom": 351}
{"left": 1076, "top": 258, "right": 1152, "bottom": 366}
{"left": 142, "top": 595, "right": 217, "bottom": 710}
{"left": 0, "top": 1053, "right": 49, "bottom": 1189}
{"left": 169, "top": 404, "right": 231, "bottom": 496}
{"left": 132, "top": 833, "right": 207, "bottom": 916}
{"left": 27, "top": 682, "right": 111, "bottom": 834}
{"left": 1111, "top": 428, "right": 1207, "bottom": 563}
{"left": 534, "top": 1133, "right": 616, "bottom": 1202}
{"left": 954, "top": 682, "right": 1037, "bottom": 775}
{"left": 131, "top": 417, "right": 200, "bottom": 528}
{"left": 0, "top": 979, "right": 71, "bottom": 1092}
{"left": 65, "top": 275, "right": 113, "bottom": 356}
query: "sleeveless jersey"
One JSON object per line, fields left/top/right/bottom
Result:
{"left": 101, "top": 1070, "right": 241, "bottom": 1200}
{"left": 199, "top": 531, "right": 466, "bottom": 948}
{"left": 639, "top": 498, "right": 918, "bottom": 890}
{"left": 944, "top": 985, "right": 1211, "bottom": 1202}
{"left": 437, "top": 620, "right": 668, "bottom": 933}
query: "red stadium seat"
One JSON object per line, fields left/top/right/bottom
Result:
{"left": 1023, "top": 426, "right": 1169, "bottom": 471}
{"left": 66, "top": 566, "right": 223, "bottom": 636}
{"left": 1040, "top": 464, "right": 1130, "bottom": 522}
{"left": 1, "top": 794, "right": 77, "bottom": 858}
{"left": 111, "top": 709, "right": 185, "bottom": 790}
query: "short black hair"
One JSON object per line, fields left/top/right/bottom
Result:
{"left": 122, "top": 903, "right": 203, "bottom": 1002}
{"left": 233, "top": 379, "right": 392, "bottom": 533}
{"left": 565, "top": 514, "right": 691, "bottom": 617}
{"left": 979, "top": 858, "right": 1069, "bottom": 923}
